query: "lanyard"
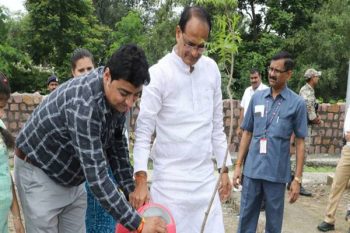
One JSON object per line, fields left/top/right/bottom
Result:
{"left": 265, "top": 98, "right": 283, "bottom": 134}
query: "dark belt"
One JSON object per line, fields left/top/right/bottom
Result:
{"left": 15, "top": 148, "right": 32, "bottom": 164}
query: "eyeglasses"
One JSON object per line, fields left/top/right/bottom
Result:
{"left": 182, "top": 33, "right": 206, "bottom": 54}
{"left": 267, "top": 66, "right": 288, "bottom": 75}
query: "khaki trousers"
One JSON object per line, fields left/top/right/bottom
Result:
{"left": 324, "top": 145, "right": 350, "bottom": 224}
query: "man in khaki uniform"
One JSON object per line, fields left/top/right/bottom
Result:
{"left": 317, "top": 107, "right": 350, "bottom": 232}
{"left": 300, "top": 68, "right": 322, "bottom": 125}
{"left": 298, "top": 68, "right": 322, "bottom": 196}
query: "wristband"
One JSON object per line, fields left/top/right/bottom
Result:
{"left": 234, "top": 161, "right": 242, "bottom": 167}
{"left": 136, "top": 218, "right": 145, "bottom": 233}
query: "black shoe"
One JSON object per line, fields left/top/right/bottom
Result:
{"left": 300, "top": 186, "right": 312, "bottom": 197}
{"left": 317, "top": 221, "right": 335, "bottom": 232}
{"left": 260, "top": 199, "right": 265, "bottom": 212}
{"left": 345, "top": 209, "right": 350, "bottom": 221}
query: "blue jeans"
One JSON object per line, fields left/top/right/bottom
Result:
{"left": 85, "top": 172, "right": 116, "bottom": 233}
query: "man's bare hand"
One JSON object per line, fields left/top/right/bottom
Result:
{"left": 13, "top": 218, "right": 25, "bottom": 233}
{"left": 236, "top": 128, "right": 243, "bottom": 139}
{"left": 232, "top": 166, "right": 242, "bottom": 189}
{"left": 142, "top": 216, "right": 167, "bottom": 233}
{"left": 219, "top": 173, "right": 232, "bottom": 202}
{"left": 129, "top": 172, "right": 150, "bottom": 209}
{"left": 311, "top": 116, "right": 322, "bottom": 125}
{"left": 288, "top": 180, "right": 300, "bottom": 204}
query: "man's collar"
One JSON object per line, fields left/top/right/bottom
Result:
{"left": 264, "top": 86, "right": 289, "bottom": 99}
{"left": 172, "top": 47, "right": 200, "bottom": 73}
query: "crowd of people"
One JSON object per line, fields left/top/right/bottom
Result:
{"left": 0, "top": 5, "right": 348, "bottom": 233}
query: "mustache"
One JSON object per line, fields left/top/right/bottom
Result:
{"left": 269, "top": 76, "right": 277, "bottom": 81}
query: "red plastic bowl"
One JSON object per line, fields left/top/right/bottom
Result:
{"left": 116, "top": 203, "right": 176, "bottom": 233}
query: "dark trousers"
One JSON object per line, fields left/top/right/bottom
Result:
{"left": 237, "top": 176, "right": 285, "bottom": 233}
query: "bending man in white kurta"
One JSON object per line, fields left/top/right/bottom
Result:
{"left": 129, "top": 6, "right": 232, "bottom": 233}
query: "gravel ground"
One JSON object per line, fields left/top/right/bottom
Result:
{"left": 222, "top": 183, "right": 350, "bottom": 233}
{"left": 8, "top": 172, "right": 350, "bottom": 233}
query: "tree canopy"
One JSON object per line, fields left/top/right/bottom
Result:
{"left": 0, "top": 0, "right": 348, "bottom": 100}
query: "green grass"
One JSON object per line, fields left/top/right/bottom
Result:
{"left": 304, "top": 166, "right": 336, "bottom": 173}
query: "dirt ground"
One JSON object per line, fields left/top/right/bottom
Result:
{"left": 223, "top": 183, "right": 350, "bottom": 233}
{"left": 8, "top": 181, "right": 350, "bottom": 233}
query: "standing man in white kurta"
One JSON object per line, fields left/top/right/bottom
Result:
{"left": 129, "top": 6, "right": 232, "bottom": 233}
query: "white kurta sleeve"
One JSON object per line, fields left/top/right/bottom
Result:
{"left": 240, "top": 88, "right": 249, "bottom": 109}
{"left": 344, "top": 106, "right": 350, "bottom": 135}
{"left": 211, "top": 64, "right": 232, "bottom": 168}
{"left": 133, "top": 66, "right": 164, "bottom": 173}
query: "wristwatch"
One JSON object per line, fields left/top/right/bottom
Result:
{"left": 294, "top": 176, "right": 302, "bottom": 184}
{"left": 218, "top": 167, "right": 229, "bottom": 173}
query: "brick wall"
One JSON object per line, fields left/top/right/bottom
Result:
{"left": 3, "top": 93, "right": 43, "bottom": 135}
{"left": 221, "top": 100, "right": 346, "bottom": 155}
{"left": 3, "top": 93, "right": 345, "bottom": 156}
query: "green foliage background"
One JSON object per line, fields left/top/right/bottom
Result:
{"left": 0, "top": 0, "right": 349, "bottom": 99}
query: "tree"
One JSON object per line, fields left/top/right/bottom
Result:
{"left": 232, "top": 0, "right": 329, "bottom": 99}
{"left": 92, "top": 0, "right": 133, "bottom": 29}
{"left": 199, "top": 0, "right": 242, "bottom": 99}
{"left": 142, "top": 1, "right": 179, "bottom": 65}
{"left": 108, "top": 11, "right": 147, "bottom": 56}
{"left": 287, "top": 0, "right": 350, "bottom": 101}
{"left": 0, "top": 6, "right": 9, "bottom": 41}
{"left": 0, "top": 5, "right": 51, "bottom": 93}
{"left": 237, "top": 0, "right": 326, "bottom": 39}
{"left": 25, "top": 0, "right": 110, "bottom": 79}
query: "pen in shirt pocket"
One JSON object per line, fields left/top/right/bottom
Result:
{"left": 277, "top": 116, "right": 279, "bottom": 123}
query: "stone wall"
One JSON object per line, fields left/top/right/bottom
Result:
{"left": 3, "top": 93, "right": 345, "bottom": 156}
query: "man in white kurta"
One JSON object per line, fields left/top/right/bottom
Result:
{"left": 130, "top": 6, "right": 232, "bottom": 233}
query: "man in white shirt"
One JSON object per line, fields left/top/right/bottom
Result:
{"left": 236, "top": 69, "right": 268, "bottom": 137}
{"left": 129, "top": 6, "right": 232, "bottom": 233}
{"left": 317, "top": 106, "right": 350, "bottom": 232}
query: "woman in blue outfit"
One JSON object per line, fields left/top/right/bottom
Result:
{"left": 0, "top": 72, "right": 24, "bottom": 233}
{"left": 71, "top": 48, "right": 116, "bottom": 232}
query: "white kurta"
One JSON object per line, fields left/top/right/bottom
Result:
{"left": 133, "top": 50, "right": 232, "bottom": 233}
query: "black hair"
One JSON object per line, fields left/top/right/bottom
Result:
{"left": 250, "top": 68, "right": 261, "bottom": 76}
{"left": 0, "top": 72, "right": 14, "bottom": 149}
{"left": 105, "top": 44, "right": 150, "bottom": 87}
{"left": 179, "top": 6, "right": 212, "bottom": 34}
{"left": 71, "top": 48, "right": 94, "bottom": 70}
{"left": 271, "top": 51, "right": 295, "bottom": 71}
